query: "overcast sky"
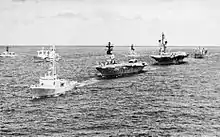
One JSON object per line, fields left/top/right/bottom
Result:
{"left": 0, "top": 0, "right": 219, "bottom": 46}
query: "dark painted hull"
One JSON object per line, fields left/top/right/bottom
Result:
{"left": 193, "top": 53, "right": 205, "bottom": 59}
{"left": 96, "top": 64, "right": 145, "bottom": 77}
{"left": 151, "top": 53, "right": 189, "bottom": 65}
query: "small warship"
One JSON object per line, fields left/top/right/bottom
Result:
{"left": 192, "top": 47, "right": 208, "bottom": 58}
{"left": 96, "top": 42, "right": 147, "bottom": 77}
{"left": 30, "top": 45, "right": 77, "bottom": 99}
{"left": 33, "top": 46, "right": 61, "bottom": 62}
{"left": 128, "top": 44, "right": 140, "bottom": 57}
{"left": 0, "top": 46, "right": 17, "bottom": 57}
{"left": 150, "top": 33, "right": 189, "bottom": 65}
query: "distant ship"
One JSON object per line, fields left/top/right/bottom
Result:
{"left": 33, "top": 46, "right": 61, "bottom": 62}
{"left": 128, "top": 44, "right": 140, "bottom": 57}
{"left": 192, "top": 47, "right": 208, "bottom": 58}
{"left": 0, "top": 46, "right": 17, "bottom": 57}
{"left": 95, "top": 42, "right": 147, "bottom": 77}
{"left": 30, "top": 45, "right": 77, "bottom": 99}
{"left": 150, "top": 33, "right": 189, "bottom": 65}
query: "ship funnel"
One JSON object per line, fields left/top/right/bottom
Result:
{"left": 162, "top": 32, "right": 165, "bottom": 40}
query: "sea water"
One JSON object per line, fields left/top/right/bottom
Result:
{"left": 1, "top": 46, "right": 220, "bottom": 136}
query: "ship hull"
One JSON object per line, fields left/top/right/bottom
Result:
{"left": 127, "top": 54, "right": 140, "bottom": 57}
{"left": 31, "top": 88, "right": 56, "bottom": 98}
{"left": 33, "top": 56, "right": 60, "bottom": 62}
{"left": 30, "top": 84, "right": 75, "bottom": 99}
{"left": 96, "top": 65, "right": 145, "bottom": 77}
{"left": 30, "top": 81, "right": 78, "bottom": 99}
{"left": 0, "top": 55, "right": 17, "bottom": 57}
{"left": 151, "top": 53, "right": 189, "bottom": 65}
{"left": 33, "top": 56, "right": 47, "bottom": 62}
{"left": 193, "top": 53, "right": 205, "bottom": 59}
{"left": 0, "top": 51, "right": 17, "bottom": 58}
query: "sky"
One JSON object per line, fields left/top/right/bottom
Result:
{"left": 0, "top": 0, "right": 220, "bottom": 46}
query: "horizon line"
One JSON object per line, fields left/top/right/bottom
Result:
{"left": 0, "top": 45, "right": 219, "bottom": 47}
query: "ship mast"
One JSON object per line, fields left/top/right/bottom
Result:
{"left": 162, "top": 33, "right": 165, "bottom": 45}
{"left": 106, "top": 42, "right": 113, "bottom": 55}
{"left": 52, "top": 45, "right": 56, "bottom": 81}
{"left": 6, "top": 46, "right": 9, "bottom": 52}
{"left": 131, "top": 44, "right": 134, "bottom": 51}
{"left": 160, "top": 32, "right": 168, "bottom": 53}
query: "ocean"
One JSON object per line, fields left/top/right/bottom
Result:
{"left": 1, "top": 46, "right": 220, "bottom": 136}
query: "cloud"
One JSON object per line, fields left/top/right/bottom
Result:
{"left": 54, "top": 11, "right": 88, "bottom": 20}
{"left": 0, "top": 0, "right": 220, "bottom": 45}
{"left": 12, "top": 0, "right": 26, "bottom": 2}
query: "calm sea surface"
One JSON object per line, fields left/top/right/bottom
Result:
{"left": 1, "top": 46, "right": 220, "bottom": 136}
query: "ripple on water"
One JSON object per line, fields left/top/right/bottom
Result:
{"left": 1, "top": 46, "right": 220, "bottom": 136}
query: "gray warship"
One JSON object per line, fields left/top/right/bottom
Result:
{"left": 192, "top": 47, "right": 208, "bottom": 58}
{"left": 33, "top": 46, "right": 61, "bottom": 62}
{"left": 96, "top": 42, "right": 147, "bottom": 77}
{"left": 150, "top": 33, "right": 189, "bottom": 65}
{"left": 128, "top": 44, "right": 140, "bottom": 57}
{"left": 0, "top": 46, "right": 17, "bottom": 57}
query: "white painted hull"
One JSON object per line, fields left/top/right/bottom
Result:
{"left": 30, "top": 82, "right": 77, "bottom": 99}
{"left": 31, "top": 88, "right": 56, "bottom": 98}
{"left": 127, "top": 54, "right": 140, "bottom": 57}
{"left": 0, "top": 55, "right": 17, "bottom": 57}
{"left": 33, "top": 56, "right": 61, "bottom": 62}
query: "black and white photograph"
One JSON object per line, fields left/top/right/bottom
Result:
{"left": 0, "top": 0, "right": 220, "bottom": 136}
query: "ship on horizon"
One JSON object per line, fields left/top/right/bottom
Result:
{"left": 33, "top": 46, "right": 61, "bottom": 62}
{"left": 95, "top": 42, "right": 147, "bottom": 78}
{"left": 150, "top": 33, "right": 189, "bottom": 65}
{"left": 192, "top": 46, "right": 208, "bottom": 59}
{"left": 0, "top": 46, "right": 17, "bottom": 57}
{"left": 128, "top": 44, "right": 140, "bottom": 57}
{"left": 30, "top": 45, "right": 77, "bottom": 99}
